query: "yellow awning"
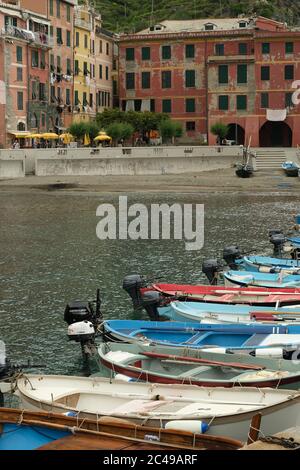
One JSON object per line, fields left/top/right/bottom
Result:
{"left": 94, "top": 134, "right": 112, "bottom": 142}
{"left": 28, "top": 134, "right": 42, "bottom": 139}
{"left": 41, "top": 133, "right": 59, "bottom": 139}
{"left": 9, "top": 132, "right": 31, "bottom": 138}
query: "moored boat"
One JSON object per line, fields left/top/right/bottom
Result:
{"left": 224, "top": 270, "right": 300, "bottom": 289}
{"left": 16, "top": 374, "right": 300, "bottom": 441}
{"left": 282, "top": 161, "right": 300, "bottom": 177}
{"left": 242, "top": 256, "right": 300, "bottom": 274}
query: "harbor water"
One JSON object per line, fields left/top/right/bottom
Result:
{"left": 1, "top": 189, "right": 300, "bottom": 376}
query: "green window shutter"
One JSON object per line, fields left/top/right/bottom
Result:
{"left": 219, "top": 95, "right": 229, "bottom": 110}
{"left": 261, "top": 66, "right": 270, "bottom": 80}
{"left": 17, "top": 91, "right": 23, "bottom": 110}
{"left": 215, "top": 44, "right": 224, "bottom": 56}
{"left": 126, "top": 72, "right": 135, "bottom": 90}
{"left": 285, "top": 42, "right": 294, "bottom": 54}
{"left": 162, "top": 45, "right": 171, "bottom": 60}
{"left": 186, "top": 98, "right": 195, "bottom": 113}
{"left": 185, "top": 70, "right": 195, "bottom": 87}
{"left": 238, "top": 43, "right": 247, "bottom": 55}
{"left": 218, "top": 65, "right": 228, "bottom": 84}
{"left": 162, "top": 99, "right": 171, "bottom": 113}
{"left": 236, "top": 95, "right": 247, "bottom": 110}
{"left": 162, "top": 71, "right": 171, "bottom": 88}
{"left": 126, "top": 48, "right": 135, "bottom": 61}
{"left": 285, "top": 65, "right": 294, "bottom": 80}
{"left": 237, "top": 64, "right": 247, "bottom": 84}
{"left": 261, "top": 92, "right": 269, "bottom": 108}
{"left": 50, "top": 0, "right": 53, "bottom": 16}
{"left": 142, "top": 72, "right": 150, "bottom": 89}
{"left": 16, "top": 46, "right": 22, "bottom": 63}
{"left": 262, "top": 43, "right": 270, "bottom": 54}
{"left": 142, "top": 47, "right": 151, "bottom": 60}
{"left": 186, "top": 44, "right": 195, "bottom": 58}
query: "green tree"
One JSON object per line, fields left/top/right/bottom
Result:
{"left": 119, "top": 123, "right": 134, "bottom": 141}
{"left": 210, "top": 122, "right": 229, "bottom": 144}
{"left": 68, "top": 122, "right": 87, "bottom": 140}
{"left": 85, "top": 121, "right": 100, "bottom": 140}
{"left": 159, "top": 119, "right": 182, "bottom": 144}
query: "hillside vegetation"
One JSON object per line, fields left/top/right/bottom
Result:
{"left": 86, "top": 0, "right": 300, "bottom": 33}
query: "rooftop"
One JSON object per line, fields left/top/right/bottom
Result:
{"left": 138, "top": 17, "right": 254, "bottom": 34}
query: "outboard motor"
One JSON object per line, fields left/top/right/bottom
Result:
{"left": 64, "top": 301, "right": 94, "bottom": 326}
{"left": 269, "top": 233, "right": 286, "bottom": 257}
{"left": 202, "top": 259, "right": 222, "bottom": 285}
{"left": 223, "top": 246, "right": 242, "bottom": 270}
{"left": 140, "top": 290, "right": 161, "bottom": 321}
{"left": 123, "top": 274, "right": 145, "bottom": 308}
{"left": 268, "top": 229, "right": 283, "bottom": 237}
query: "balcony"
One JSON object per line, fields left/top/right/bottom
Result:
{"left": 207, "top": 54, "right": 255, "bottom": 64}
{"left": 74, "top": 17, "right": 91, "bottom": 31}
{"left": 1, "top": 26, "right": 53, "bottom": 48}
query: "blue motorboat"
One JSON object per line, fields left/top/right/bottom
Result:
{"left": 242, "top": 255, "right": 300, "bottom": 273}
{"left": 102, "top": 320, "right": 300, "bottom": 354}
{"left": 224, "top": 270, "right": 300, "bottom": 288}
{"left": 282, "top": 161, "right": 300, "bottom": 177}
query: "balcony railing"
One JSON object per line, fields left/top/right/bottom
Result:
{"left": 74, "top": 17, "right": 91, "bottom": 31}
{"left": 1, "top": 26, "right": 53, "bottom": 48}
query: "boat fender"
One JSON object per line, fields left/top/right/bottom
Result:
{"left": 165, "top": 420, "right": 209, "bottom": 434}
{"left": 114, "top": 373, "right": 136, "bottom": 382}
{"left": 254, "top": 348, "right": 283, "bottom": 358}
{"left": 63, "top": 411, "right": 78, "bottom": 417}
{"left": 201, "top": 347, "right": 227, "bottom": 354}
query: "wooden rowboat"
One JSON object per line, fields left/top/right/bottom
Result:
{"left": 0, "top": 408, "right": 242, "bottom": 450}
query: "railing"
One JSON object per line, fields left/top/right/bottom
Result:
{"left": 1, "top": 26, "right": 53, "bottom": 48}
{"left": 74, "top": 17, "right": 91, "bottom": 31}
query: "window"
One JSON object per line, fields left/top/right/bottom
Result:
{"left": 83, "top": 62, "right": 88, "bottom": 75}
{"left": 39, "top": 83, "right": 46, "bottom": 101}
{"left": 239, "top": 21, "right": 247, "bottom": 28}
{"left": 90, "top": 93, "right": 93, "bottom": 107}
{"left": 205, "top": 24, "right": 214, "bottom": 31}
{"left": 57, "top": 56, "right": 61, "bottom": 73}
{"left": 285, "top": 42, "right": 294, "bottom": 54}
{"left": 219, "top": 95, "right": 229, "bottom": 110}
{"left": 215, "top": 44, "right": 224, "bottom": 56}
{"left": 261, "top": 92, "right": 269, "bottom": 108}
{"left": 66, "top": 89, "right": 70, "bottom": 105}
{"left": 56, "top": 28, "right": 62, "bottom": 45}
{"left": 186, "top": 98, "right": 195, "bottom": 113}
{"left": 236, "top": 95, "right": 247, "bottom": 110}
{"left": 66, "top": 58, "right": 71, "bottom": 75}
{"left": 218, "top": 65, "right": 228, "bottom": 84}
{"left": 50, "top": 0, "right": 53, "bottom": 16}
{"left": 262, "top": 43, "right": 270, "bottom": 54}
{"left": 83, "top": 92, "right": 87, "bottom": 106}
{"left": 239, "top": 43, "right": 247, "bottom": 55}
{"left": 67, "top": 4, "right": 71, "bottom": 22}
{"left": 185, "top": 70, "right": 195, "bottom": 87}
{"left": 74, "top": 60, "right": 79, "bottom": 75}
{"left": 285, "top": 65, "right": 294, "bottom": 80}
{"left": 162, "top": 70, "right": 171, "bottom": 88}
{"left": 142, "top": 47, "right": 150, "bottom": 61}
{"left": 50, "top": 86, "right": 55, "bottom": 103}
{"left": 105, "top": 66, "right": 109, "bottom": 80}
{"left": 16, "top": 46, "right": 22, "bottom": 63}
{"left": 41, "top": 113, "right": 46, "bottom": 127}
{"left": 286, "top": 92, "right": 294, "bottom": 107}
{"left": 75, "top": 32, "right": 79, "bottom": 47}
{"left": 84, "top": 34, "right": 88, "bottom": 49}
{"left": 186, "top": 121, "right": 195, "bottom": 131}
{"left": 142, "top": 71, "right": 150, "bottom": 89}
{"left": 66, "top": 31, "right": 71, "bottom": 47}
{"left": 237, "top": 64, "right": 247, "bottom": 84}
{"left": 106, "top": 43, "right": 109, "bottom": 55}
{"left": 186, "top": 44, "right": 195, "bottom": 59}
{"left": 50, "top": 54, "right": 55, "bottom": 71}
{"left": 32, "top": 81, "right": 37, "bottom": 100}
{"left": 99, "top": 40, "right": 103, "bottom": 53}
{"left": 113, "top": 80, "right": 117, "bottom": 95}
{"left": 40, "top": 51, "right": 45, "bottom": 69}
{"left": 126, "top": 48, "right": 135, "bottom": 61}
{"left": 150, "top": 99, "right": 155, "bottom": 112}
{"left": 56, "top": 0, "right": 60, "bottom": 18}
{"left": 17, "top": 91, "right": 23, "bottom": 110}
{"left": 17, "top": 67, "right": 22, "bottom": 81}
{"left": 162, "top": 45, "right": 171, "bottom": 60}
{"left": 57, "top": 87, "right": 61, "bottom": 101}
{"left": 91, "top": 40, "right": 95, "bottom": 54}
{"left": 99, "top": 64, "right": 102, "bottom": 79}
{"left": 126, "top": 72, "right": 135, "bottom": 90}
{"left": 50, "top": 26, "right": 53, "bottom": 38}
{"left": 74, "top": 90, "right": 79, "bottom": 106}
{"left": 261, "top": 66, "right": 270, "bottom": 80}
{"left": 91, "top": 64, "right": 95, "bottom": 78}
{"left": 31, "top": 50, "right": 39, "bottom": 68}
{"left": 162, "top": 99, "right": 171, "bottom": 113}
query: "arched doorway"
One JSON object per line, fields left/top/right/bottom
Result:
{"left": 17, "top": 122, "right": 25, "bottom": 131}
{"left": 259, "top": 121, "right": 292, "bottom": 147}
{"left": 227, "top": 123, "right": 245, "bottom": 145}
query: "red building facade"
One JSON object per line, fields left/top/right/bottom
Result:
{"left": 119, "top": 17, "right": 300, "bottom": 147}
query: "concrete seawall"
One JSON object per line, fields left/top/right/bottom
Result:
{"left": 0, "top": 158, "right": 25, "bottom": 178}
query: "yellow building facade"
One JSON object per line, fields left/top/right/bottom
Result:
{"left": 73, "top": 3, "right": 114, "bottom": 123}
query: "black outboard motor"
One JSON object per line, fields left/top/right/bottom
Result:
{"left": 123, "top": 274, "right": 144, "bottom": 308}
{"left": 64, "top": 301, "right": 94, "bottom": 326}
{"left": 202, "top": 259, "right": 222, "bottom": 285}
{"left": 268, "top": 229, "right": 283, "bottom": 237}
{"left": 269, "top": 233, "right": 286, "bottom": 257}
{"left": 223, "top": 246, "right": 242, "bottom": 270}
{"left": 140, "top": 290, "right": 161, "bottom": 321}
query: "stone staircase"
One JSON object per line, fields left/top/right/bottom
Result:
{"left": 254, "top": 148, "right": 287, "bottom": 170}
